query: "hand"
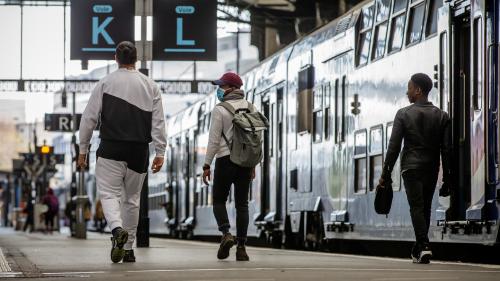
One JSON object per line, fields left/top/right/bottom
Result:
{"left": 151, "top": 156, "right": 164, "bottom": 173}
{"left": 251, "top": 168, "right": 255, "bottom": 180}
{"left": 77, "top": 154, "right": 87, "bottom": 170}
{"left": 378, "top": 177, "right": 385, "bottom": 187}
{"left": 202, "top": 167, "right": 211, "bottom": 185}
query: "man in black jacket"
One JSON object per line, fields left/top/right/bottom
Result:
{"left": 379, "top": 73, "right": 452, "bottom": 264}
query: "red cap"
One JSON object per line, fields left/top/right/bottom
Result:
{"left": 212, "top": 72, "right": 243, "bottom": 88}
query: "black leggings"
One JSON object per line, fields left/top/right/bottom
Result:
{"left": 45, "top": 212, "right": 55, "bottom": 229}
{"left": 212, "top": 156, "right": 252, "bottom": 240}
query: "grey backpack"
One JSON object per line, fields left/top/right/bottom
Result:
{"left": 218, "top": 101, "right": 269, "bottom": 168}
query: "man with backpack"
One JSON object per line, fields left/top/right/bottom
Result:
{"left": 202, "top": 72, "right": 268, "bottom": 261}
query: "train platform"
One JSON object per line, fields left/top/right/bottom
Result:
{"left": 0, "top": 228, "right": 499, "bottom": 281}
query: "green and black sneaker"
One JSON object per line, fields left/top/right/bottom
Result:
{"left": 123, "top": 249, "right": 136, "bottom": 263}
{"left": 110, "top": 228, "right": 128, "bottom": 263}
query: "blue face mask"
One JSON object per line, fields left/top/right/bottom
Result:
{"left": 216, "top": 88, "right": 225, "bottom": 102}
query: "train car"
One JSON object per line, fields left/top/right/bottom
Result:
{"left": 154, "top": 0, "right": 500, "bottom": 249}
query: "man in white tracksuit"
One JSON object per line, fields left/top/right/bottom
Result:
{"left": 78, "top": 41, "right": 166, "bottom": 263}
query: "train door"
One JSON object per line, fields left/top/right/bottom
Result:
{"left": 438, "top": 1, "right": 487, "bottom": 221}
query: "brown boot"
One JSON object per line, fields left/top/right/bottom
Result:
{"left": 217, "top": 233, "right": 235, "bottom": 260}
{"left": 236, "top": 245, "right": 250, "bottom": 261}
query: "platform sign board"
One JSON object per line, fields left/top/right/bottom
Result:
{"left": 153, "top": 0, "right": 217, "bottom": 61}
{"left": 70, "top": 0, "right": 135, "bottom": 60}
{"left": 45, "top": 113, "right": 82, "bottom": 132}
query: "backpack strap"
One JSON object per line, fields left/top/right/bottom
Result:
{"left": 217, "top": 101, "right": 236, "bottom": 115}
{"left": 217, "top": 102, "right": 235, "bottom": 149}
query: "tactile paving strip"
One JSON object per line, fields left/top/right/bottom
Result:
{"left": 0, "top": 248, "right": 11, "bottom": 272}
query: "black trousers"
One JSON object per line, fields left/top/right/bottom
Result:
{"left": 402, "top": 169, "right": 439, "bottom": 246}
{"left": 212, "top": 156, "right": 252, "bottom": 240}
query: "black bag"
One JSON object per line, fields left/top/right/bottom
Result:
{"left": 374, "top": 182, "right": 393, "bottom": 215}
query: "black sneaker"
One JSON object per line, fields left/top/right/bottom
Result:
{"left": 110, "top": 228, "right": 128, "bottom": 263}
{"left": 123, "top": 249, "right": 136, "bottom": 263}
{"left": 412, "top": 245, "right": 432, "bottom": 264}
{"left": 236, "top": 246, "right": 250, "bottom": 261}
{"left": 217, "top": 233, "right": 235, "bottom": 260}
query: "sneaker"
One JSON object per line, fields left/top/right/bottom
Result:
{"left": 217, "top": 233, "right": 235, "bottom": 260}
{"left": 110, "top": 228, "right": 128, "bottom": 263}
{"left": 236, "top": 245, "right": 250, "bottom": 261}
{"left": 412, "top": 245, "right": 432, "bottom": 264}
{"left": 123, "top": 249, "right": 136, "bottom": 263}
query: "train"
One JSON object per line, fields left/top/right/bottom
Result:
{"left": 147, "top": 0, "right": 500, "bottom": 249}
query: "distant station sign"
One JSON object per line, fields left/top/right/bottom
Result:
{"left": 45, "top": 113, "right": 82, "bottom": 132}
{"left": 153, "top": 0, "right": 217, "bottom": 61}
{"left": 70, "top": 0, "right": 135, "bottom": 60}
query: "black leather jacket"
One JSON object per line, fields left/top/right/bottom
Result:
{"left": 382, "top": 100, "right": 451, "bottom": 180}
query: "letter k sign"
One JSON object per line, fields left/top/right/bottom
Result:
{"left": 92, "top": 17, "right": 115, "bottom": 45}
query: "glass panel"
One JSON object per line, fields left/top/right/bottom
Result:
{"left": 355, "top": 131, "right": 367, "bottom": 155}
{"left": 426, "top": 0, "right": 443, "bottom": 36}
{"left": 314, "top": 87, "right": 323, "bottom": 109}
{"left": 370, "top": 127, "right": 383, "bottom": 154}
{"left": 393, "top": 0, "right": 408, "bottom": 13}
{"left": 325, "top": 84, "right": 331, "bottom": 107}
{"left": 358, "top": 31, "right": 372, "bottom": 65}
{"left": 361, "top": 5, "right": 375, "bottom": 29}
{"left": 324, "top": 108, "right": 331, "bottom": 140}
{"left": 313, "top": 110, "right": 323, "bottom": 142}
{"left": 373, "top": 23, "right": 388, "bottom": 59}
{"left": 473, "top": 18, "right": 483, "bottom": 110}
{"left": 355, "top": 158, "right": 367, "bottom": 193}
{"left": 375, "top": 0, "right": 391, "bottom": 23}
{"left": 407, "top": 3, "right": 425, "bottom": 45}
{"left": 389, "top": 14, "right": 406, "bottom": 52}
{"left": 370, "top": 155, "right": 383, "bottom": 191}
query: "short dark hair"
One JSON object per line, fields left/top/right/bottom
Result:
{"left": 410, "top": 73, "right": 433, "bottom": 95}
{"left": 116, "top": 41, "right": 137, "bottom": 65}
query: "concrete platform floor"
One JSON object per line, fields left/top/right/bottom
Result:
{"left": 0, "top": 228, "right": 499, "bottom": 281}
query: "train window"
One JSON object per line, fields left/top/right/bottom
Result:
{"left": 334, "top": 79, "right": 339, "bottom": 143}
{"left": 290, "top": 169, "right": 298, "bottom": 191}
{"left": 388, "top": 14, "right": 406, "bottom": 52}
{"left": 372, "top": 0, "right": 390, "bottom": 60}
{"left": 406, "top": 1, "right": 425, "bottom": 46}
{"left": 369, "top": 126, "right": 384, "bottom": 191}
{"left": 473, "top": 17, "right": 483, "bottom": 111}
{"left": 313, "top": 110, "right": 323, "bottom": 143}
{"left": 386, "top": 122, "right": 401, "bottom": 191}
{"left": 324, "top": 83, "right": 332, "bottom": 140}
{"left": 393, "top": 0, "right": 408, "bottom": 12}
{"left": 313, "top": 86, "right": 323, "bottom": 110}
{"left": 340, "top": 76, "right": 347, "bottom": 142}
{"left": 297, "top": 66, "right": 314, "bottom": 133}
{"left": 373, "top": 23, "right": 388, "bottom": 60}
{"left": 356, "top": 4, "right": 375, "bottom": 66}
{"left": 425, "top": 0, "right": 443, "bottom": 37}
{"left": 354, "top": 130, "right": 368, "bottom": 193}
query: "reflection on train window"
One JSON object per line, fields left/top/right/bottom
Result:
{"left": 389, "top": 13, "right": 406, "bottom": 52}
{"left": 406, "top": 1, "right": 425, "bottom": 46}
{"left": 313, "top": 110, "right": 323, "bottom": 143}
{"left": 373, "top": 23, "right": 388, "bottom": 60}
{"left": 369, "top": 126, "right": 383, "bottom": 191}
{"left": 357, "top": 4, "right": 374, "bottom": 66}
{"left": 473, "top": 17, "right": 483, "bottom": 111}
{"left": 354, "top": 130, "right": 367, "bottom": 193}
{"left": 313, "top": 86, "right": 323, "bottom": 110}
{"left": 372, "top": 0, "right": 390, "bottom": 60}
{"left": 393, "top": 0, "right": 408, "bottom": 12}
{"left": 297, "top": 66, "right": 314, "bottom": 133}
{"left": 324, "top": 84, "right": 331, "bottom": 140}
{"left": 386, "top": 122, "right": 401, "bottom": 191}
{"left": 425, "top": 0, "right": 443, "bottom": 37}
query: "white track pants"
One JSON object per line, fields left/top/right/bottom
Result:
{"left": 96, "top": 157, "right": 146, "bottom": 250}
